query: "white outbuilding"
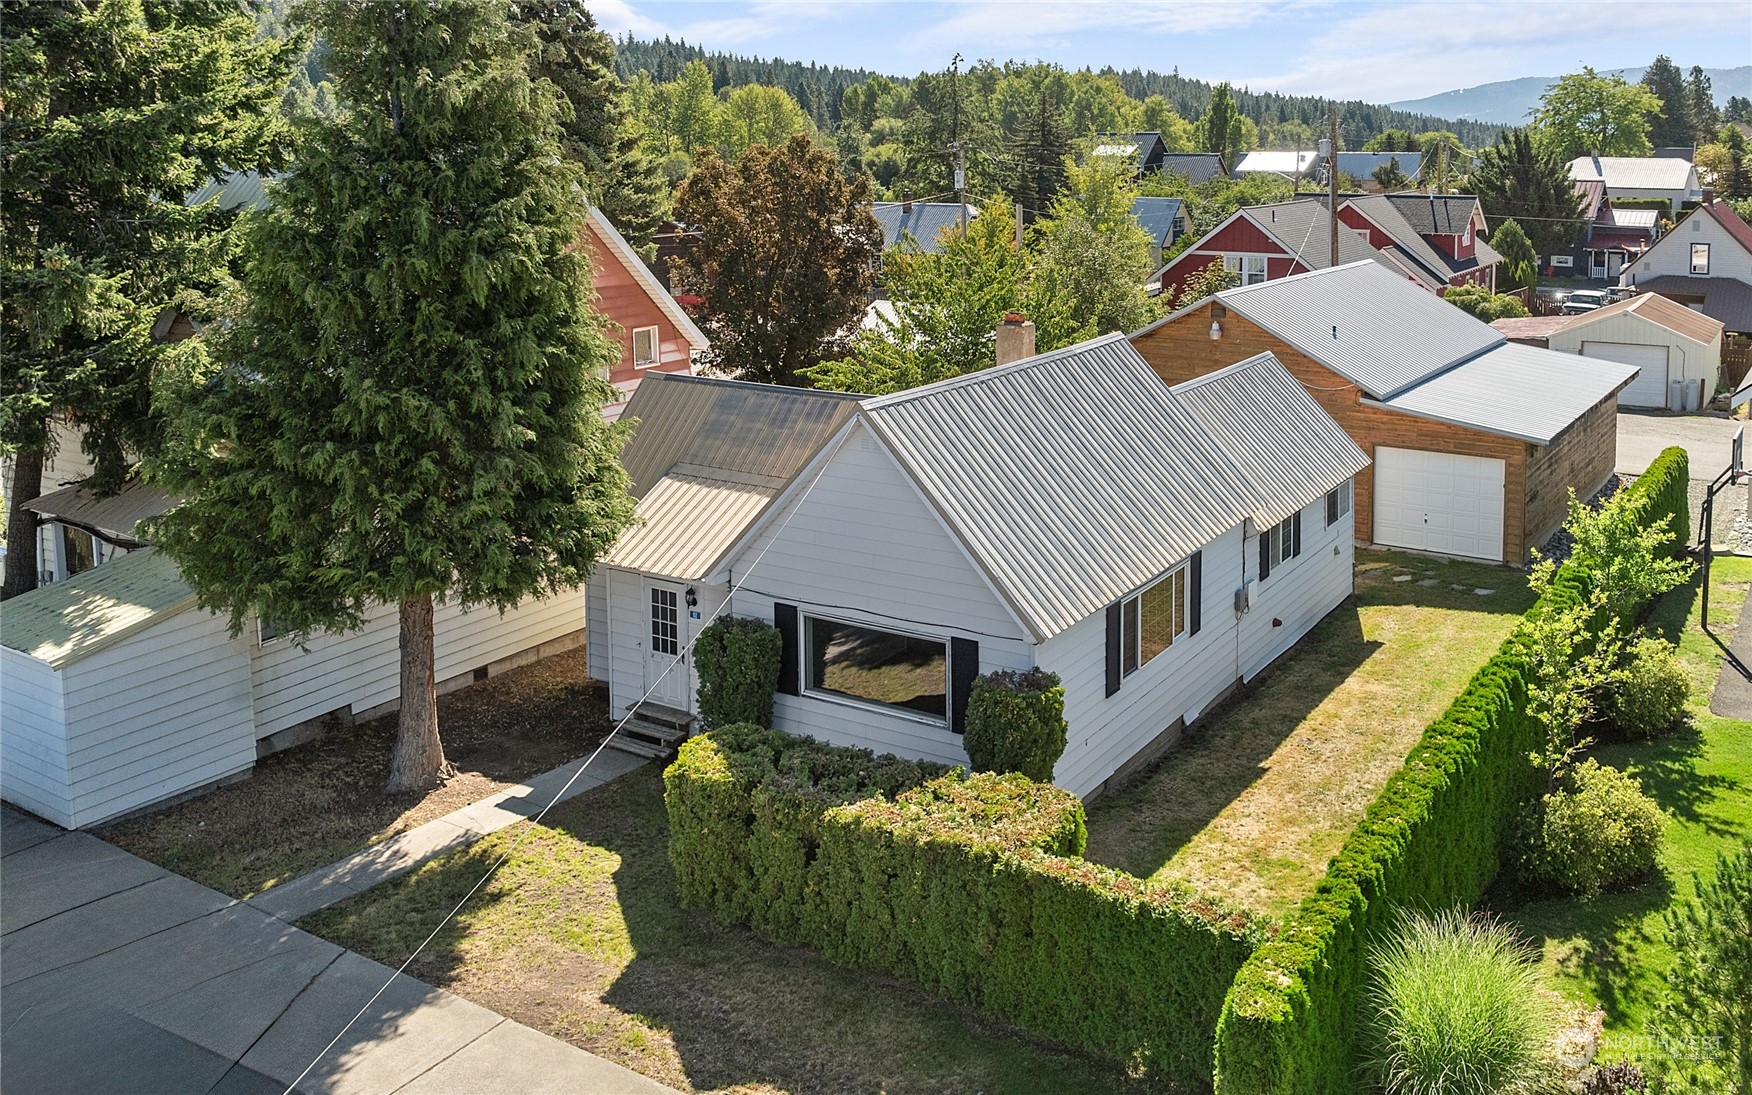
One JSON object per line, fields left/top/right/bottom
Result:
{"left": 1549, "top": 293, "right": 1725, "bottom": 410}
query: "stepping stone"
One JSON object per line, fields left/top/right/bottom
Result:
{"left": 1475, "top": 588, "right": 1496, "bottom": 596}
{"left": 1392, "top": 574, "right": 1414, "bottom": 583}
{"left": 1417, "top": 578, "right": 1441, "bottom": 586}
{"left": 1450, "top": 583, "right": 1467, "bottom": 591}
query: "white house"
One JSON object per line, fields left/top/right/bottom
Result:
{"left": 1569, "top": 154, "right": 1702, "bottom": 214}
{"left": 588, "top": 340, "right": 1369, "bottom": 800}
{"left": 1495, "top": 293, "right": 1725, "bottom": 409}
{"left": 1619, "top": 200, "right": 1752, "bottom": 337}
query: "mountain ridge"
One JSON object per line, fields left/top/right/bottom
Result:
{"left": 1390, "top": 66, "right": 1752, "bottom": 126}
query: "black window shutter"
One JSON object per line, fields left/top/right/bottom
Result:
{"left": 1259, "top": 530, "right": 1271, "bottom": 580}
{"left": 1189, "top": 550, "right": 1203, "bottom": 635}
{"left": 773, "top": 603, "right": 799, "bottom": 696}
{"left": 1293, "top": 512, "right": 1303, "bottom": 557}
{"left": 950, "top": 637, "right": 979, "bottom": 734}
{"left": 1105, "top": 603, "right": 1122, "bottom": 697}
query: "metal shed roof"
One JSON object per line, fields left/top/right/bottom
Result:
{"left": 1158, "top": 153, "right": 1227, "bottom": 184}
{"left": 0, "top": 549, "right": 196, "bottom": 670}
{"left": 1170, "top": 354, "right": 1371, "bottom": 526}
{"left": 861, "top": 333, "right": 1259, "bottom": 640}
{"left": 1569, "top": 156, "right": 1696, "bottom": 191}
{"left": 1375, "top": 342, "right": 1636, "bottom": 445}
{"left": 24, "top": 478, "right": 180, "bottom": 544}
{"left": 871, "top": 202, "right": 974, "bottom": 254}
{"left": 1334, "top": 151, "right": 1423, "bottom": 180}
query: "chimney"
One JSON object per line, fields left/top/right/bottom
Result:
{"left": 902, "top": 189, "right": 912, "bottom": 214}
{"left": 995, "top": 312, "right": 1036, "bottom": 366}
{"left": 1702, "top": 187, "right": 1716, "bottom": 205}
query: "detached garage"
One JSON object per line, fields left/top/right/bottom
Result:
{"left": 1497, "top": 293, "right": 1725, "bottom": 410}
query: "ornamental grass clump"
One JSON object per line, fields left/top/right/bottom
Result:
{"left": 1366, "top": 909, "right": 1562, "bottom": 1095}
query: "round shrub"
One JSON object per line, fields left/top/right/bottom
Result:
{"left": 1366, "top": 908, "right": 1561, "bottom": 1095}
{"left": 692, "top": 616, "right": 782, "bottom": 730}
{"left": 1531, "top": 760, "right": 1665, "bottom": 897}
{"left": 963, "top": 668, "right": 1067, "bottom": 784}
{"left": 1604, "top": 637, "right": 1689, "bottom": 738}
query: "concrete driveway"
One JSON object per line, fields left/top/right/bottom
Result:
{"left": 1617, "top": 411, "right": 1745, "bottom": 480}
{"left": 1, "top": 808, "right": 677, "bottom": 1095}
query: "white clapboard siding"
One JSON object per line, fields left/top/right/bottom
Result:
{"left": 1, "top": 647, "right": 71, "bottom": 825}
{"left": 586, "top": 570, "right": 610, "bottom": 681}
{"left": 56, "top": 608, "right": 256, "bottom": 829}
{"left": 1241, "top": 498, "right": 1356, "bottom": 678}
{"left": 1042, "top": 524, "right": 1247, "bottom": 799}
{"left": 598, "top": 568, "right": 728, "bottom": 717}
{"left": 249, "top": 589, "right": 584, "bottom": 738}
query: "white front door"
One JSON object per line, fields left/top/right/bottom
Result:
{"left": 1373, "top": 447, "right": 1506, "bottom": 561}
{"left": 1583, "top": 341, "right": 1670, "bottom": 408}
{"left": 643, "top": 580, "right": 691, "bottom": 710}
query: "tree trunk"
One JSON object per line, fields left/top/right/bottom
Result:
{"left": 2, "top": 446, "right": 44, "bottom": 601}
{"left": 384, "top": 592, "right": 449, "bottom": 793}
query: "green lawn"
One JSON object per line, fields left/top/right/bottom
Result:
{"left": 1497, "top": 556, "right": 1752, "bottom": 1060}
{"left": 1084, "top": 550, "right": 1536, "bottom": 919}
{"left": 300, "top": 765, "right": 1140, "bottom": 1095}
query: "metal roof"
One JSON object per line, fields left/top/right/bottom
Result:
{"left": 860, "top": 333, "right": 1259, "bottom": 640}
{"left": 1561, "top": 291, "right": 1725, "bottom": 346}
{"left": 1170, "top": 353, "right": 1371, "bottom": 526}
{"left": 24, "top": 478, "right": 180, "bottom": 544}
{"left": 1157, "top": 153, "right": 1227, "bottom": 184}
{"left": 0, "top": 549, "right": 197, "bottom": 669}
{"left": 1334, "top": 152, "right": 1423, "bottom": 180}
{"left": 1375, "top": 342, "right": 1635, "bottom": 445}
{"left": 187, "top": 170, "right": 270, "bottom": 211}
{"left": 871, "top": 202, "right": 974, "bottom": 254}
{"left": 1568, "top": 155, "right": 1697, "bottom": 192}
{"left": 1205, "top": 260, "right": 1505, "bottom": 398}
{"left": 604, "top": 471, "right": 782, "bottom": 580}
{"left": 1131, "top": 197, "right": 1185, "bottom": 245}
{"left": 1234, "top": 151, "right": 1319, "bottom": 175}
{"left": 1383, "top": 193, "right": 1483, "bottom": 236}
{"left": 1626, "top": 276, "right": 1752, "bottom": 335}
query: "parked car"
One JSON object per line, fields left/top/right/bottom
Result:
{"left": 1561, "top": 289, "right": 1610, "bottom": 314}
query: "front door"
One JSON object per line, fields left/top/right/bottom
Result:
{"left": 644, "top": 580, "right": 691, "bottom": 710}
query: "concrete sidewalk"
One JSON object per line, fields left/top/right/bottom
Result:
{"left": 1, "top": 807, "right": 678, "bottom": 1095}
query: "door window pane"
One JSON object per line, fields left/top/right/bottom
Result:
{"left": 650, "top": 587, "right": 679, "bottom": 656}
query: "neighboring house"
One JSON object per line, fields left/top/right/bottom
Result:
{"left": 1331, "top": 193, "right": 1500, "bottom": 291}
{"left": 24, "top": 477, "right": 171, "bottom": 586}
{"left": 588, "top": 343, "right": 1368, "bottom": 800}
{"left": 1232, "top": 150, "right": 1320, "bottom": 178}
{"left": 1569, "top": 154, "right": 1702, "bottom": 214}
{"left": 583, "top": 205, "right": 708, "bottom": 421}
{"left": 1131, "top": 196, "right": 1188, "bottom": 267}
{"left": 1130, "top": 261, "right": 1636, "bottom": 563}
{"left": 871, "top": 200, "right": 975, "bottom": 254}
{"left": 1557, "top": 177, "right": 1662, "bottom": 280}
{"left": 1333, "top": 151, "right": 1423, "bottom": 189}
{"left": 1157, "top": 153, "right": 1228, "bottom": 184}
{"left": 1491, "top": 293, "right": 1725, "bottom": 408}
{"left": 1093, "top": 131, "right": 1168, "bottom": 176}
{"left": 1151, "top": 199, "right": 1434, "bottom": 302}
{"left": 1619, "top": 200, "right": 1752, "bottom": 337}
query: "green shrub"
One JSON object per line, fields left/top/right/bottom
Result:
{"left": 664, "top": 729, "right": 1263, "bottom": 1086}
{"left": 692, "top": 616, "right": 782, "bottom": 729}
{"left": 1530, "top": 759, "right": 1664, "bottom": 897}
{"left": 963, "top": 668, "right": 1068, "bottom": 783}
{"left": 1655, "top": 842, "right": 1752, "bottom": 1095}
{"left": 1365, "top": 909, "right": 1560, "bottom": 1095}
{"left": 1605, "top": 637, "right": 1690, "bottom": 738}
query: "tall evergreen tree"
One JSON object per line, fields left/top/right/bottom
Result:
{"left": 1470, "top": 130, "right": 1588, "bottom": 261}
{"left": 0, "top": 0, "right": 294, "bottom": 600}
{"left": 149, "top": 0, "right": 636, "bottom": 792}
{"left": 512, "top": 1, "right": 668, "bottom": 245}
{"left": 1641, "top": 55, "right": 1692, "bottom": 148}
{"left": 1199, "top": 82, "right": 1246, "bottom": 170}
{"left": 1687, "top": 66, "right": 1721, "bottom": 146}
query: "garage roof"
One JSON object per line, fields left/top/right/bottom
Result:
{"left": 1559, "top": 291, "right": 1724, "bottom": 346}
{"left": 1372, "top": 342, "right": 1637, "bottom": 445}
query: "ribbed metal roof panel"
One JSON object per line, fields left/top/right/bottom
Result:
{"left": 1379, "top": 342, "right": 1636, "bottom": 445}
{"left": 24, "top": 478, "right": 180, "bottom": 542}
{"left": 1218, "top": 260, "right": 1504, "bottom": 398}
{"left": 861, "top": 334, "right": 1257, "bottom": 640}
{"left": 0, "top": 549, "right": 196, "bottom": 669}
{"left": 605, "top": 473, "right": 780, "bottom": 580}
{"left": 1170, "top": 354, "right": 1371, "bottom": 526}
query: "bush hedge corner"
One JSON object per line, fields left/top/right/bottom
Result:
{"left": 964, "top": 668, "right": 1068, "bottom": 783}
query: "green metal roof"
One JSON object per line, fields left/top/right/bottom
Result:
{"left": 0, "top": 549, "right": 197, "bottom": 669}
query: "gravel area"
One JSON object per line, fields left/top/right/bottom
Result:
{"left": 1536, "top": 476, "right": 1628, "bottom": 566}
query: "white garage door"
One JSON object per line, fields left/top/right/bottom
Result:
{"left": 1373, "top": 447, "right": 1506, "bottom": 561}
{"left": 1582, "top": 341, "right": 1669, "bottom": 408}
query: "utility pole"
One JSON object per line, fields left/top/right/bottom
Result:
{"left": 1015, "top": 199, "right": 1024, "bottom": 251}
{"left": 955, "top": 140, "right": 968, "bottom": 237}
{"left": 1328, "top": 107, "right": 1340, "bottom": 268}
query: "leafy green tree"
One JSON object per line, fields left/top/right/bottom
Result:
{"left": 1030, "top": 156, "right": 1158, "bottom": 340}
{"left": 513, "top": 1, "right": 669, "bottom": 245}
{"left": 1371, "top": 157, "right": 1410, "bottom": 190}
{"left": 1697, "top": 143, "right": 1744, "bottom": 199}
{"left": 1688, "top": 66, "right": 1721, "bottom": 145}
{"left": 1534, "top": 66, "right": 1662, "bottom": 159}
{"left": 1139, "top": 95, "right": 1196, "bottom": 151}
{"left": 1418, "top": 131, "right": 1467, "bottom": 192}
{"left": 1489, "top": 218, "right": 1539, "bottom": 293}
{"left": 1444, "top": 283, "right": 1530, "bottom": 321}
{"left": 1641, "top": 55, "right": 1692, "bottom": 148}
{"left": 900, "top": 56, "right": 993, "bottom": 198}
{"left": 1197, "top": 82, "right": 1248, "bottom": 171}
{"left": 671, "top": 135, "right": 882, "bottom": 386}
{"left": 1, "top": 0, "right": 294, "bottom": 600}
{"left": 1656, "top": 841, "right": 1752, "bottom": 1095}
{"left": 149, "top": 0, "right": 636, "bottom": 792}
{"left": 994, "top": 68, "right": 1071, "bottom": 211}
{"left": 1172, "top": 259, "right": 1240, "bottom": 309}
{"left": 1470, "top": 130, "right": 1589, "bottom": 261}
{"left": 1364, "top": 128, "right": 1419, "bottom": 152}
{"left": 717, "top": 83, "right": 814, "bottom": 160}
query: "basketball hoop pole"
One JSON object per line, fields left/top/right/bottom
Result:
{"left": 1701, "top": 426, "right": 1746, "bottom": 632}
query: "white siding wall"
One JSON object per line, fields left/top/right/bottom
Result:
{"left": 1241, "top": 496, "right": 1356, "bottom": 678}
{"left": 586, "top": 570, "right": 610, "bottom": 681}
{"left": 249, "top": 589, "right": 584, "bottom": 738}
{"left": 1631, "top": 213, "right": 1752, "bottom": 284}
{"left": 58, "top": 609, "right": 257, "bottom": 829}
{"left": 598, "top": 567, "right": 729, "bottom": 717}
{"left": 1547, "top": 312, "right": 1721, "bottom": 388}
{"left": 1, "top": 648, "right": 71, "bottom": 826}
{"left": 726, "top": 423, "right": 1033, "bottom": 769}
{"left": 1041, "top": 525, "right": 1246, "bottom": 799}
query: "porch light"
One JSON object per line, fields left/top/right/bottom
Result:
{"left": 1209, "top": 320, "right": 1222, "bottom": 340}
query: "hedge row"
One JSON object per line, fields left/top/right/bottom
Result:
{"left": 1211, "top": 446, "right": 1691, "bottom": 1094}
{"left": 665, "top": 723, "right": 1267, "bottom": 1087}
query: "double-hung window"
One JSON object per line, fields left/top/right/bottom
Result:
{"left": 1223, "top": 254, "right": 1267, "bottom": 286}
{"left": 1691, "top": 243, "right": 1711, "bottom": 275}
{"left": 632, "top": 325, "right": 660, "bottom": 369}
{"left": 1325, "top": 481, "right": 1352, "bottom": 527}
{"left": 1120, "top": 564, "right": 1187, "bottom": 677}
{"left": 1259, "top": 513, "right": 1301, "bottom": 580}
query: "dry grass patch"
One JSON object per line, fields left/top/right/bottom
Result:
{"left": 101, "top": 647, "right": 609, "bottom": 898}
{"left": 1084, "top": 551, "right": 1535, "bottom": 919}
{"left": 301, "top": 766, "right": 1136, "bottom": 1095}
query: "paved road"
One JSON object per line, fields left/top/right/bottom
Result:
{"left": 1, "top": 808, "right": 678, "bottom": 1095}
{"left": 1617, "top": 411, "right": 1745, "bottom": 479}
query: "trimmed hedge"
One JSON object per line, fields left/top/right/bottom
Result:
{"left": 665, "top": 725, "right": 1266, "bottom": 1086}
{"left": 964, "top": 668, "right": 1069, "bottom": 783}
{"left": 692, "top": 616, "right": 783, "bottom": 729}
{"left": 1212, "top": 447, "right": 1691, "bottom": 1094}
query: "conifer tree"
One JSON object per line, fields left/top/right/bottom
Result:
{"left": 1, "top": 0, "right": 294, "bottom": 599}
{"left": 1687, "top": 66, "right": 1721, "bottom": 146}
{"left": 150, "top": 0, "right": 636, "bottom": 792}
{"left": 1641, "top": 56, "right": 1692, "bottom": 149}
{"left": 1470, "top": 130, "right": 1588, "bottom": 261}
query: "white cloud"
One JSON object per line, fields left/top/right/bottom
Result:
{"left": 591, "top": 0, "right": 673, "bottom": 39}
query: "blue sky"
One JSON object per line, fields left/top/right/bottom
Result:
{"left": 593, "top": 1, "right": 1751, "bottom": 106}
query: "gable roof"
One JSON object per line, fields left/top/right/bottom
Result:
{"left": 1234, "top": 150, "right": 1319, "bottom": 176}
{"left": 1093, "top": 131, "right": 1166, "bottom": 174}
{"left": 1558, "top": 291, "right": 1725, "bottom": 345}
{"left": 584, "top": 205, "right": 709, "bottom": 354}
{"left": 871, "top": 201, "right": 973, "bottom": 253}
{"left": 1131, "top": 197, "right": 1185, "bottom": 245}
{"left": 1568, "top": 155, "right": 1697, "bottom": 192}
{"left": 1243, "top": 200, "right": 1405, "bottom": 271}
{"left": 1334, "top": 151, "right": 1422, "bottom": 181}
{"left": 606, "top": 373, "right": 863, "bottom": 579}
{"left": 1705, "top": 200, "right": 1752, "bottom": 256}
{"left": 1373, "top": 342, "right": 1635, "bottom": 445}
{"left": 0, "top": 549, "right": 197, "bottom": 670}
{"left": 1157, "top": 153, "right": 1227, "bottom": 184}
{"left": 1384, "top": 193, "right": 1485, "bottom": 236}
{"left": 1628, "top": 276, "right": 1752, "bottom": 334}
{"left": 1339, "top": 194, "right": 1465, "bottom": 285}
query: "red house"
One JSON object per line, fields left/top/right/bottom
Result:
{"left": 582, "top": 206, "right": 710, "bottom": 420}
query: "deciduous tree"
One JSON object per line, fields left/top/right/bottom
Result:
{"left": 1534, "top": 66, "right": 1662, "bottom": 159}
{"left": 1443, "top": 283, "right": 1529, "bottom": 321}
{"left": 149, "top": 0, "right": 636, "bottom": 792}
{"left": 1197, "top": 82, "right": 1248, "bottom": 171}
{"left": 717, "top": 83, "right": 814, "bottom": 160}
{"left": 1030, "top": 156, "right": 1158, "bottom": 340}
{"left": 1469, "top": 130, "right": 1588, "bottom": 262}
{"left": 671, "top": 135, "right": 883, "bottom": 385}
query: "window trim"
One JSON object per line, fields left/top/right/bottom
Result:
{"left": 1120, "top": 561, "right": 1190, "bottom": 678}
{"left": 1691, "top": 242, "right": 1710, "bottom": 275}
{"left": 1325, "top": 480, "right": 1352, "bottom": 527}
{"left": 801, "top": 612, "right": 951, "bottom": 726}
{"left": 631, "top": 324, "right": 660, "bottom": 369}
{"left": 1222, "top": 252, "right": 1270, "bottom": 285}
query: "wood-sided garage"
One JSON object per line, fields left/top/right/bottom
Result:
{"left": 1130, "top": 262, "right": 1635, "bottom": 563}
